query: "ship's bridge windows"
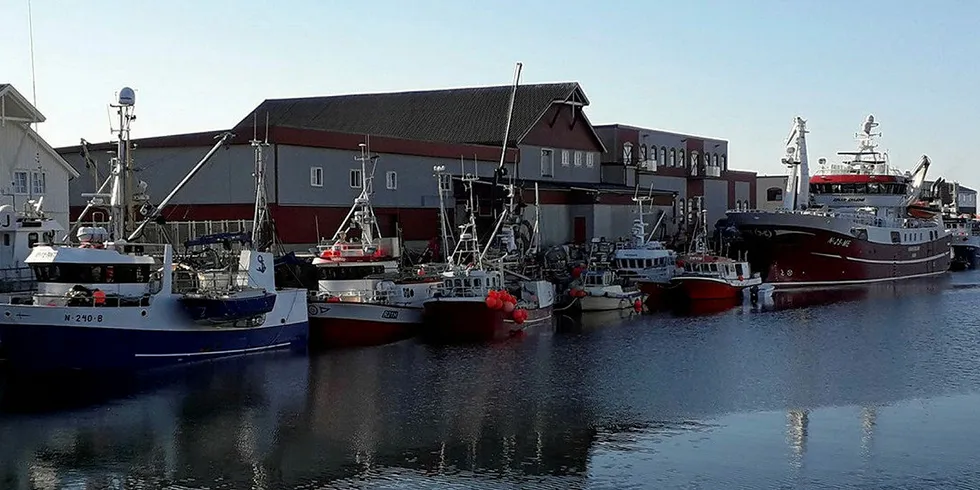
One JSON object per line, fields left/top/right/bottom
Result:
{"left": 317, "top": 265, "right": 385, "bottom": 280}
{"left": 27, "top": 232, "right": 38, "bottom": 248}
{"left": 810, "top": 182, "right": 908, "bottom": 195}
{"left": 32, "top": 263, "right": 152, "bottom": 283}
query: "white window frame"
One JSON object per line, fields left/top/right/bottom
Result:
{"left": 310, "top": 166, "right": 323, "bottom": 187}
{"left": 30, "top": 171, "right": 46, "bottom": 195}
{"left": 574, "top": 151, "right": 583, "bottom": 167}
{"left": 349, "top": 169, "right": 363, "bottom": 189}
{"left": 561, "top": 150, "right": 570, "bottom": 167}
{"left": 12, "top": 170, "right": 28, "bottom": 194}
{"left": 386, "top": 170, "right": 397, "bottom": 190}
{"left": 622, "top": 142, "right": 633, "bottom": 165}
{"left": 540, "top": 148, "right": 555, "bottom": 177}
{"left": 439, "top": 174, "right": 452, "bottom": 192}
{"left": 586, "top": 152, "right": 595, "bottom": 168}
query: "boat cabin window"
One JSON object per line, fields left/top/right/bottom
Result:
{"left": 810, "top": 182, "right": 907, "bottom": 195}
{"left": 27, "top": 232, "right": 38, "bottom": 248}
{"left": 317, "top": 265, "right": 385, "bottom": 280}
{"left": 735, "top": 263, "right": 744, "bottom": 276}
{"left": 473, "top": 278, "right": 481, "bottom": 288}
{"left": 32, "top": 263, "right": 152, "bottom": 283}
{"left": 2, "top": 233, "right": 8, "bottom": 246}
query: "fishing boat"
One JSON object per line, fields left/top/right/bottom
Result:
{"left": 606, "top": 186, "right": 679, "bottom": 305}
{"left": 0, "top": 87, "right": 308, "bottom": 372}
{"left": 568, "top": 239, "right": 643, "bottom": 312}
{"left": 726, "top": 115, "right": 951, "bottom": 288}
{"left": 670, "top": 198, "right": 763, "bottom": 301}
{"left": 0, "top": 200, "right": 63, "bottom": 300}
{"left": 420, "top": 172, "right": 554, "bottom": 342}
{"left": 304, "top": 144, "right": 441, "bottom": 349}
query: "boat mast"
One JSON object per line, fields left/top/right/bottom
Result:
{"left": 434, "top": 164, "right": 454, "bottom": 262}
{"left": 330, "top": 141, "right": 380, "bottom": 246}
{"left": 109, "top": 88, "right": 136, "bottom": 241}
{"left": 479, "top": 62, "right": 523, "bottom": 262}
{"left": 780, "top": 116, "right": 808, "bottom": 211}
{"left": 251, "top": 112, "right": 272, "bottom": 251}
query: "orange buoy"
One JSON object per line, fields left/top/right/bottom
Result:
{"left": 92, "top": 289, "right": 106, "bottom": 306}
{"left": 633, "top": 299, "right": 643, "bottom": 313}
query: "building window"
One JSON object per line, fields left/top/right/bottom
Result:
{"left": 439, "top": 174, "right": 452, "bottom": 192}
{"left": 622, "top": 142, "right": 633, "bottom": 165}
{"left": 586, "top": 152, "right": 595, "bottom": 168}
{"left": 574, "top": 151, "right": 583, "bottom": 167}
{"left": 350, "top": 169, "right": 363, "bottom": 188}
{"left": 669, "top": 149, "right": 676, "bottom": 167}
{"left": 712, "top": 154, "right": 719, "bottom": 167}
{"left": 649, "top": 146, "right": 658, "bottom": 164}
{"left": 660, "top": 148, "right": 667, "bottom": 167}
{"left": 386, "top": 171, "right": 397, "bottom": 190}
{"left": 639, "top": 144, "right": 648, "bottom": 162}
{"left": 766, "top": 187, "right": 783, "bottom": 202}
{"left": 561, "top": 150, "right": 570, "bottom": 167}
{"left": 721, "top": 155, "right": 727, "bottom": 171}
{"left": 690, "top": 150, "right": 699, "bottom": 168}
{"left": 310, "top": 167, "right": 323, "bottom": 187}
{"left": 679, "top": 150, "right": 686, "bottom": 168}
{"left": 12, "top": 171, "right": 28, "bottom": 194}
{"left": 540, "top": 148, "right": 555, "bottom": 176}
{"left": 678, "top": 199, "right": 685, "bottom": 223}
{"left": 31, "top": 171, "right": 46, "bottom": 195}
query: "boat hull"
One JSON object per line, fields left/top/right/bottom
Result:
{"left": 0, "top": 320, "right": 308, "bottom": 372}
{"left": 951, "top": 244, "right": 980, "bottom": 271}
{"left": 637, "top": 281, "right": 671, "bottom": 309}
{"left": 579, "top": 293, "right": 641, "bottom": 312}
{"left": 307, "top": 301, "right": 422, "bottom": 349}
{"left": 727, "top": 212, "right": 952, "bottom": 288}
{"left": 421, "top": 298, "right": 552, "bottom": 343}
{"left": 669, "top": 276, "right": 745, "bottom": 301}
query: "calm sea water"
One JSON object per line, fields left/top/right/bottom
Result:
{"left": 3, "top": 272, "right": 980, "bottom": 489}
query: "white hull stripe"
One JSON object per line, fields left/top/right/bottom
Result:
{"left": 773, "top": 269, "right": 948, "bottom": 288}
{"left": 811, "top": 250, "right": 952, "bottom": 265}
{"left": 133, "top": 341, "right": 294, "bottom": 358}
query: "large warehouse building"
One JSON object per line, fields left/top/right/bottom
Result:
{"left": 58, "top": 82, "right": 748, "bottom": 250}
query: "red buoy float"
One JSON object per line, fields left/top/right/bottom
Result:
{"left": 633, "top": 299, "right": 643, "bottom": 313}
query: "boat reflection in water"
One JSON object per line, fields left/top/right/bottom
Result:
{"left": 0, "top": 331, "right": 719, "bottom": 489}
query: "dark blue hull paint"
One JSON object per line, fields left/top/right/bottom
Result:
{"left": 179, "top": 292, "right": 277, "bottom": 322}
{"left": 0, "top": 321, "right": 308, "bottom": 373}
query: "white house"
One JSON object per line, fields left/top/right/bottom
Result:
{"left": 0, "top": 83, "right": 79, "bottom": 229}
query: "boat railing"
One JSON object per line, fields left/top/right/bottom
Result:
{"left": 314, "top": 287, "right": 393, "bottom": 304}
{"left": 175, "top": 270, "right": 259, "bottom": 295}
{"left": 0, "top": 267, "right": 36, "bottom": 293}
{"left": 15, "top": 292, "right": 152, "bottom": 308}
{"left": 730, "top": 208, "right": 941, "bottom": 228}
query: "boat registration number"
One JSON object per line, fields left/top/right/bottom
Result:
{"left": 828, "top": 237, "right": 851, "bottom": 247}
{"left": 65, "top": 314, "right": 103, "bottom": 323}
{"left": 381, "top": 310, "right": 399, "bottom": 320}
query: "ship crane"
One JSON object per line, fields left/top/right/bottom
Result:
{"left": 781, "top": 116, "right": 810, "bottom": 211}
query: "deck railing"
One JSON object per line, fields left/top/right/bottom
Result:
{"left": 0, "top": 267, "right": 35, "bottom": 293}
{"left": 729, "top": 208, "right": 941, "bottom": 229}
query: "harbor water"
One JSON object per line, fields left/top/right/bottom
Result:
{"left": 3, "top": 272, "right": 980, "bottom": 489}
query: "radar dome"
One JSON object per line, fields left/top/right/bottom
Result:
{"left": 118, "top": 87, "right": 136, "bottom": 106}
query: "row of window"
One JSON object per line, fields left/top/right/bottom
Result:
{"left": 624, "top": 143, "right": 727, "bottom": 171}
{"left": 309, "top": 167, "right": 453, "bottom": 191}
{"left": 541, "top": 149, "right": 596, "bottom": 177}
{"left": 9, "top": 170, "right": 46, "bottom": 195}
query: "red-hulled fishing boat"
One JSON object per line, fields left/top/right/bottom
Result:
{"left": 670, "top": 198, "right": 763, "bottom": 301}
{"left": 305, "top": 144, "right": 440, "bottom": 349}
{"left": 420, "top": 172, "right": 554, "bottom": 343}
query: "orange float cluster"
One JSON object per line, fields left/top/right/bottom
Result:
{"left": 568, "top": 288, "right": 588, "bottom": 298}
{"left": 485, "top": 290, "right": 528, "bottom": 324}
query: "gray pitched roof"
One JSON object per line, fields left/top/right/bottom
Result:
{"left": 236, "top": 82, "right": 589, "bottom": 147}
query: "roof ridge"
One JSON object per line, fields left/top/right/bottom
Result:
{"left": 262, "top": 81, "right": 580, "bottom": 103}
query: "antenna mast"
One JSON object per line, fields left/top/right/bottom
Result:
{"left": 251, "top": 112, "right": 272, "bottom": 251}
{"left": 109, "top": 87, "right": 137, "bottom": 241}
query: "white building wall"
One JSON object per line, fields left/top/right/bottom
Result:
{"left": 0, "top": 122, "right": 73, "bottom": 229}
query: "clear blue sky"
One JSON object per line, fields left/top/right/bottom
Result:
{"left": 1, "top": 0, "right": 977, "bottom": 186}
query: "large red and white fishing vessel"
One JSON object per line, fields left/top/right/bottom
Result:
{"left": 727, "top": 115, "right": 951, "bottom": 288}
{"left": 306, "top": 144, "right": 440, "bottom": 349}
